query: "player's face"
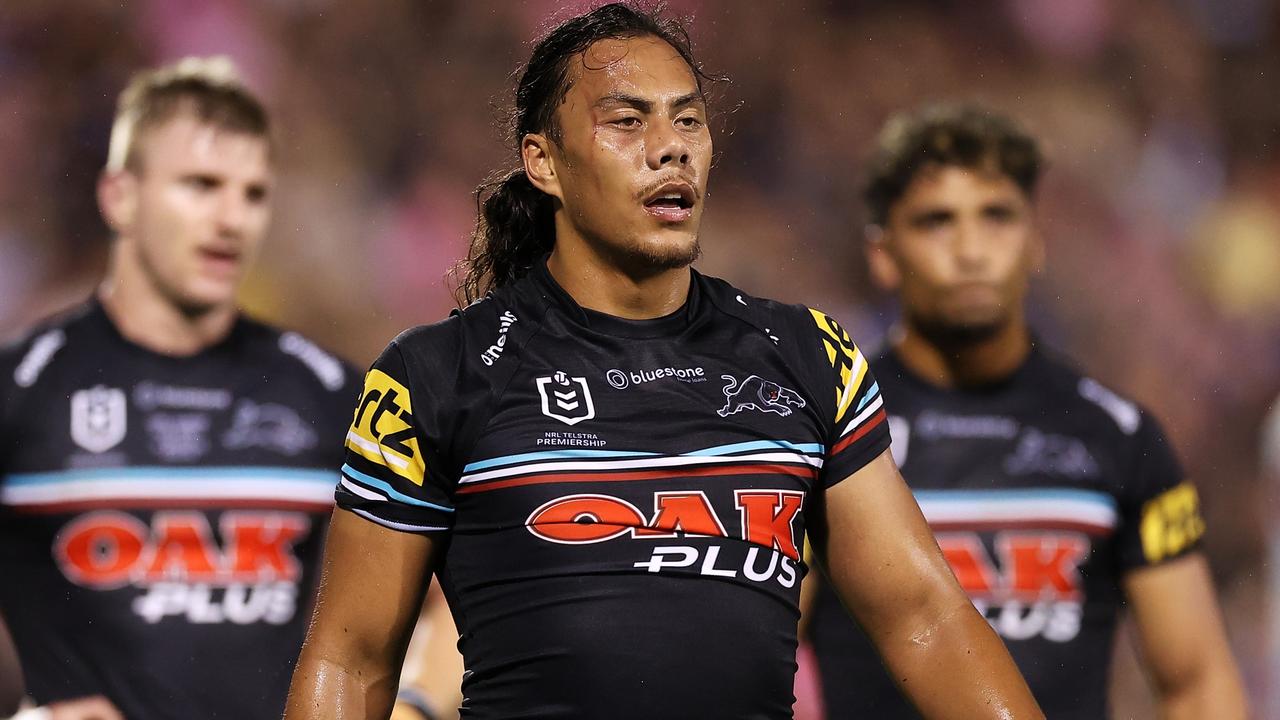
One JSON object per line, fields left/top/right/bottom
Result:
{"left": 539, "top": 35, "right": 711, "bottom": 270}
{"left": 111, "top": 113, "right": 273, "bottom": 313}
{"left": 871, "top": 165, "right": 1042, "bottom": 338}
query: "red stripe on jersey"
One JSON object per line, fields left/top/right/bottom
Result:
{"left": 929, "top": 520, "right": 1114, "bottom": 537}
{"left": 831, "top": 409, "right": 886, "bottom": 455}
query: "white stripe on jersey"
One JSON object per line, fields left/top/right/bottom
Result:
{"left": 840, "top": 394, "right": 883, "bottom": 437}
{"left": 345, "top": 430, "right": 410, "bottom": 470}
{"left": 458, "top": 449, "right": 824, "bottom": 485}
{"left": 917, "top": 495, "right": 1117, "bottom": 531}
{"left": 349, "top": 507, "right": 448, "bottom": 533}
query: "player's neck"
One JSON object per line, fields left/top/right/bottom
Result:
{"left": 98, "top": 245, "right": 238, "bottom": 357}
{"left": 546, "top": 241, "right": 691, "bottom": 320}
{"left": 893, "top": 317, "right": 1032, "bottom": 391}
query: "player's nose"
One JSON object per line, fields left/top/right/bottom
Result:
{"left": 645, "top": 120, "right": 691, "bottom": 170}
{"left": 214, "top": 187, "right": 251, "bottom": 239}
{"left": 952, "top": 218, "right": 989, "bottom": 270}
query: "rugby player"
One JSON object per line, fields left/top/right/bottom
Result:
{"left": 803, "top": 105, "right": 1249, "bottom": 719}
{"left": 286, "top": 5, "right": 1042, "bottom": 719}
{"left": 0, "top": 58, "right": 358, "bottom": 719}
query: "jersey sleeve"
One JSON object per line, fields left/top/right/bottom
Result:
{"left": 1116, "top": 413, "right": 1205, "bottom": 571}
{"left": 335, "top": 339, "right": 456, "bottom": 534}
{"left": 807, "top": 309, "right": 891, "bottom": 488}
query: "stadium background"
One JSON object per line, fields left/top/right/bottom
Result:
{"left": 1, "top": 1, "right": 1278, "bottom": 716}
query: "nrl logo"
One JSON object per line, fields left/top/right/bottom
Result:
{"left": 537, "top": 371, "right": 596, "bottom": 426}
{"left": 70, "top": 386, "right": 128, "bottom": 453}
{"left": 717, "top": 374, "right": 805, "bottom": 418}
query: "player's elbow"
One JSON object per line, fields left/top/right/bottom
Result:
{"left": 858, "top": 562, "right": 975, "bottom": 651}
{"left": 286, "top": 629, "right": 403, "bottom": 719}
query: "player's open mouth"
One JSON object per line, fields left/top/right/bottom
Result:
{"left": 643, "top": 183, "right": 695, "bottom": 223}
{"left": 199, "top": 247, "right": 242, "bottom": 275}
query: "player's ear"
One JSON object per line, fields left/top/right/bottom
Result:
{"left": 97, "top": 169, "right": 139, "bottom": 235}
{"left": 522, "top": 133, "right": 563, "bottom": 202}
{"left": 865, "top": 224, "right": 901, "bottom": 291}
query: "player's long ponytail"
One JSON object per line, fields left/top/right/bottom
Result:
{"left": 457, "top": 2, "right": 713, "bottom": 304}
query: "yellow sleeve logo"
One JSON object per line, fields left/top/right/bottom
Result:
{"left": 1139, "top": 482, "right": 1205, "bottom": 563}
{"left": 809, "top": 308, "right": 867, "bottom": 424}
{"left": 345, "top": 369, "right": 426, "bottom": 486}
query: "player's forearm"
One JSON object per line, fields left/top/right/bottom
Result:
{"left": 1156, "top": 665, "right": 1250, "bottom": 720}
{"left": 284, "top": 651, "right": 399, "bottom": 720}
{"left": 873, "top": 597, "right": 1043, "bottom": 720}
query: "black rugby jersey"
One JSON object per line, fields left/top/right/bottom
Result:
{"left": 336, "top": 261, "right": 891, "bottom": 720}
{"left": 808, "top": 346, "right": 1205, "bottom": 719}
{"left": 0, "top": 299, "right": 358, "bottom": 720}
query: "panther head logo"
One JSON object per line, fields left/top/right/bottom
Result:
{"left": 717, "top": 375, "right": 806, "bottom": 417}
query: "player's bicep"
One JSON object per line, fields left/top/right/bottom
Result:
{"left": 306, "top": 507, "right": 436, "bottom": 669}
{"left": 1122, "top": 553, "right": 1235, "bottom": 694}
{"left": 817, "top": 451, "right": 964, "bottom": 637}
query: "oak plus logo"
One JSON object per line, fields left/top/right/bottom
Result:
{"left": 54, "top": 510, "right": 310, "bottom": 625}
{"left": 526, "top": 489, "right": 804, "bottom": 588}
{"left": 536, "top": 371, "right": 595, "bottom": 426}
{"left": 938, "top": 531, "right": 1090, "bottom": 642}
{"left": 70, "top": 386, "right": 127, "bottom": 453}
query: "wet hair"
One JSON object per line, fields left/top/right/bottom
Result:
{"left": 864, "top": 104, "right": 1042, "bottom": 226}
{"left": 106, "top": 56, "right": 270, "bottom": 174}
{"left": 458, "top": 2, "right": 712, "bottom": 304}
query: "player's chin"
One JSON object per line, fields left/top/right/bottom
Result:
{"left": 176, "top": 279, "right": 239, "bottom": 314}
{"left": 632, "top": 230, "right": 701, "bottom": 270}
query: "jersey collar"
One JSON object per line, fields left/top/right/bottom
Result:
{"left": 527, "top": 257, "right": 703, "bottom": 339}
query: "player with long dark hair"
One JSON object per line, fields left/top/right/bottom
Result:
{"left": 287, "top": 6, "right": 1042, "bottom": 719}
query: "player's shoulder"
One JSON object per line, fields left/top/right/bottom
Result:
{"left": 696, "top": 271, "right": 841, "bottom": 349}
{"left": 0, "top": 299, "right": 99, "bottom": 389}
{"left": 235, "top": 314, "right": 358, "bottom": 395}
{"left": 380, "top": 287, "right": 541, "bottom": 389}
{"left": 1034, "top": 345, "right": 1163, "bottom": 442}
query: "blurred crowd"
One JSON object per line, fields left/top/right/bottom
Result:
{"left": 2, "top": 0, "right": 1279, "bottom": 715}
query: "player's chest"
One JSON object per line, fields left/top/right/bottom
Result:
{"left": 9, "top": 366, "right": 330, "bottom": 471}
{"left": 888, "top": 404, "right": 1122, "bottom": 539}
{"left": 883, "top": 401, "right": 1125, "bottom": 641}
{"left": 454, "top": 334, "right": 826, "bottom": 533}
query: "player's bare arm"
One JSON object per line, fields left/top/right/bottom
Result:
{"left": 391, "top": 585, "right": 464, "bottom": 720}
{"left": 1123, "top": 553, "right": 1249, "bottom": 720}
{"left": 285, "top": 510, "right": 437, "bottom": 720}
{"left": 816, "top": 451, "right": 1043, "bottom": 719}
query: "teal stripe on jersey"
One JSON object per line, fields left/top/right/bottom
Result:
{"left": 684, "top": 440, "right": 824, "bottom": 457}
{"left": 341, "top": 463, "right": 454, "bottom": 512}
{"left": 6, "top": 466, "right": 335, "bottom": 487}
{"left": 464, "top": 439, "right": 826, "bottom": 475}
{"left": 914, "top": 487, "right": 1116, "bottom": 509}
{"left": 855, "top": 382, "right": 880, "bottom": 412}
{"left": 463, "top": 448, "right": 659, "bottom": 473}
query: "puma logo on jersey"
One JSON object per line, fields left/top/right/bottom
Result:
{"left": 717, "top": 375, "right": 805, "bottom": 418}
{"left": 346, "top": 369, "right": 425, "bottom": 485}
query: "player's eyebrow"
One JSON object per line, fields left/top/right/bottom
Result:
{"left": 595, "top": 91, "right": 705, "bottom": 113}
{"left": 669, "top": 91, "right": 705, "bottom": 111}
